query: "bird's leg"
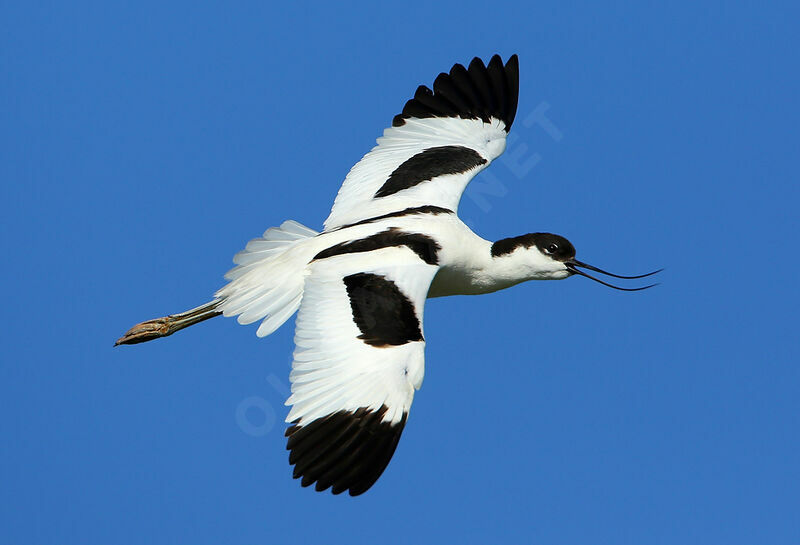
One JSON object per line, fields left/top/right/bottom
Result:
{"left": 115, "top": 300, "right": 222, "bottom": 346}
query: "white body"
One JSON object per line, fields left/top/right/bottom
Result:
{"left": 190, "top": 55, "right": 586, "bottom": 495}
{"left": 216, "top": 213, "right": 568, "bottom": 336}
{"left": 117, "top": 55, "right": 603, "bottom": 497}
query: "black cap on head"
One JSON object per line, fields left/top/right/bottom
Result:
{"left": 530, "top": 233, "right": 575, "bottom": 261}
{"left": 490, "top": 232, "right": 575, "bottom": 261}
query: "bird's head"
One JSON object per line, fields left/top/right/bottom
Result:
{"left": 490, "top": 233, "right": 660, "bottom": 290}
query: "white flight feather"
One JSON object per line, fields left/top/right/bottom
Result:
{"left": 323, "top": 117, "right": 508, "bottom": 230}
{"left": 285, "top": 247, "right": 438, "bottom": 426}
{"left": 215, "top": 220, "right": 318, "bottom": 337}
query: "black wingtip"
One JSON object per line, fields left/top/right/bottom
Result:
{"left": 286, "top": 405, "right": 407, "bottom": 496}
{"left": 393, "top": 54, "right": 520, "bottom": 132}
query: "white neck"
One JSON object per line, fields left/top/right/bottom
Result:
{"left": 428, "top": 237, "right": 568, "bottom": 298}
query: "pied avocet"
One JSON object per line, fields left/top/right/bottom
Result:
{"left": 116, "top": 54, "right": 659, "bottom": 496}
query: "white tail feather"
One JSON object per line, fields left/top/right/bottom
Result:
{"left": 215, "top": 220, "right": 318, "bottom": 337}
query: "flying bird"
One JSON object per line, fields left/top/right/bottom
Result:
{"left": 116, "top": 54, "right": 659, "bottom": 496}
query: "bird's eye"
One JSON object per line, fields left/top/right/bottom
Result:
{"left": 547, "top": 243, "right": 559, "bottom": 254}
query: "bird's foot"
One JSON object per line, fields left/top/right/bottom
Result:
{"left": 114, "top": 316, "right": 175, "bottom": 346}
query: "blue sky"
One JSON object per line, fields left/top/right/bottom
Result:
{"left": 2, "top": 1, "right": 798, "bottom": 544}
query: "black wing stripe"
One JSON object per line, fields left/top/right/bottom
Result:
{"left": 392, "top": 54, "right": 519, "bottom": 132}
{"left": 314, "top": 228, "right": 440, "bottom": 266}
{"left": 343, "top": 272, "right": 424, "bottom": 347}
{"left": 374, "top": 145, "right": 487, "bottom": 198}
{"left": 332, "top": 205, "right": 453, "bottom": 231}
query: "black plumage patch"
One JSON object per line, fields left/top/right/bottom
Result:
{"left": 314, "top": 228, "right": 440, "bottom": 265}
{"left": 491, "top": 232, "right": 576, "bottom": 261}
{"left": 392, "top": 54, "right": 519, "bottom": 132}
{"left": 333, "top": 205, "right": 453, "bottom": 231}
{"left": 343, "top": 272, "right": 423, "bottom": 347}
{"left": 285, "top": 405, "right": 408, "bottom": 496}
{"left": 374, "top": 146, "right": 487, "bottom": 198}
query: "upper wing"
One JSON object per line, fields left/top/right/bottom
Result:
{"left": 284, "top": 246, "right": 438, "bottom": 495}
{"left": 323, "top": 54, "right": 519, "bottom": 231}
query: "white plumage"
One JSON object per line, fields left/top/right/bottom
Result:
{"left": 324, "top": 117, "right": 507, "bottom": 230}
{"left": 286, "top": 248, "right": 435, "bottom": 427}
{"left": 117, "top": 53, "right": 658, "bottom": 496}
{"left": 217, "top": 220, "right": 318, "bottom": 337}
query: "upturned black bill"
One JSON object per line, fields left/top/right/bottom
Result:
{"left": 566, "top": 261, "right": 661, "bottom": 291}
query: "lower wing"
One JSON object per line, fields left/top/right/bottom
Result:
{"left": 284, "top": 246, "right": 438, "bottom": 495}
